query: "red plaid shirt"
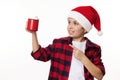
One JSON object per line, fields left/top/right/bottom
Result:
{"left": 31, "top": 37, "right": 105, "bottom": 80}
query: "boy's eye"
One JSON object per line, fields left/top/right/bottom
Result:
{"left": 74, "top": 21, "right": 79, "bottom": 25}
{"left": 68, "top": 21, "right": 70, "bottom": 24}
{"left": 68, "top": 21, "right": 72, "bottom": 25}
{"left": 67, "top": 20, "right": 79, "bottom": 25}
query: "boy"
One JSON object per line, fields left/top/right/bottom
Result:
{"left": 27, "top": 6, "right": 105, "bottom": 80}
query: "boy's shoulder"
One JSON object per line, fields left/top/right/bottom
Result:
{"left": 86, "top": 38, "right": 101, "bottom": 49}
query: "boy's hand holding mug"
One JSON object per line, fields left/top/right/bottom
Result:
{"left": 26, "top": 16, "right": 39, "bottom": 32}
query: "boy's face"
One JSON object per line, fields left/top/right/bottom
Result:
{"left": 67, "top": 18, "right": 87, "bottom": 40}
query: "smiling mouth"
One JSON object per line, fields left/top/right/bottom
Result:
{"left": 69, "top": 30, "right": 75, "bottom": 35}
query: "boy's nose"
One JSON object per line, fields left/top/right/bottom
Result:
{"left": 69, "top": 24, "right": 74, "bottom": 29}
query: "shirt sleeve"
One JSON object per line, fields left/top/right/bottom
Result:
{"left": 31, "top": 42, "right": 55, "bottom": 62}
{"left": 93, "top": 46, "right": 105, "bottom": 75}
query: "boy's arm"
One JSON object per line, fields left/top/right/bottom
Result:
{"left": 32, "top": 32, "right": 40, "bottom": 52}
{"left": 69, "top": 44, "right": 104, "bottom": 80}
{"left": 80, "top": 55, "right": 103, "bottom": 80}
{"left": 31, "top": 32, "right": 55, "bottom": 61}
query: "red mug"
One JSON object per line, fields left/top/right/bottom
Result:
{"left": 26, "top": 17, "right": 39, "bottom": 31}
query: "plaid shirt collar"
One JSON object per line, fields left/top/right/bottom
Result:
{"left": 63, "top": 36, "right": 92, "bottom": 48}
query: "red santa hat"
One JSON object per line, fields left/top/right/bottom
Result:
{"left": 68, "top": 6, "right": 103, "bottom": 36}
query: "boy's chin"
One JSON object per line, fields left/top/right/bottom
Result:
{"left": 68, "top": 35, "right": 74, "bottom": 37}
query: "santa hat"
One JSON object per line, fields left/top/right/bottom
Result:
{"left": 68, "top": 6, "right": 103, "bottom": 36}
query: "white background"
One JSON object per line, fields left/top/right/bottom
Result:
{"left": 0, "top": 0, "right": 120, "bottom": 80}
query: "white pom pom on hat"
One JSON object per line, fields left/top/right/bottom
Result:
{"left": 97, "top": 31, "right": 103, "bottom": 36}
{"left": 68, "top": 6, "right": 103, "bottom": 36}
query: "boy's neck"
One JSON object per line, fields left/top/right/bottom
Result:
{"left": 73, "top": 37, "right": 86, "bottom": 42}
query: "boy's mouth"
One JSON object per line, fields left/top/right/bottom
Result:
{"left": 68, "top": 30, "right": 75, "bottom": 35}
